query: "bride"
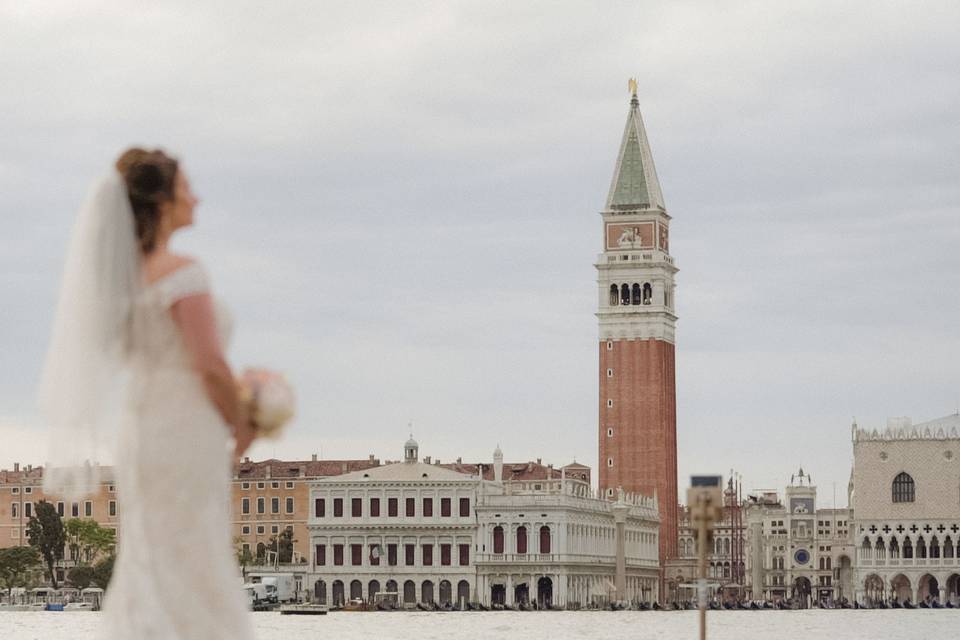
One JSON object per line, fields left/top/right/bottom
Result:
{"left": 40, "top": 148, "right": 256, "bottom": 638}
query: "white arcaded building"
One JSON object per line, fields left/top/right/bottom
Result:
{"left": 475, "top": 446, "right": 660, "bottom": 607}
{"left": 306, "top": 439, "right": 660, "bottom": 607}
{"left": 851, "top": 414, "right": 960, "bottom": 605}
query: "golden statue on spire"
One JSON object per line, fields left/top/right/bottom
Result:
{"left": 628, "top": 77, "right": 638, "bottom": 96}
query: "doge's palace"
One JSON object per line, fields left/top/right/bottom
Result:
{"left": 851, "top": 414, "right": 960, "bottom": 605}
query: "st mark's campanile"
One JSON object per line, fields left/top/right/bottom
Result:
{"left": 596, "top": 86, "right": 678, "bottom": 569}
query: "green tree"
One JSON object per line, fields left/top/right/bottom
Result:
{"left": 0, "top": 546, "right": 41, "bottom": 597}
{"left": 265, "top": 528, "right": 296, "bottom": 564}
{"left": 26, "top": 500, "right": 65, "bottom": 589}
{"left": 65, "top": 518, "right": 116, "bottom": 565}
{"left": 67, "top": 565, "right": 96, "bottom": 590}
{"left": 91, "top": 555, "right": 115, "bottom": 590}
{"left": 234, "top": 537, "right": 254, "bottom": 579}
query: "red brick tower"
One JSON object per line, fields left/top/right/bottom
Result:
{"left": 596, "top": 86, "right": 678, "bottom": 573}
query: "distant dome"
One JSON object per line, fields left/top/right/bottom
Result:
{"left": 405, "top": 436, "right": 419, "bottom": 449}
{"left": 493, "top": 444, "right": 503, "bottom": 458}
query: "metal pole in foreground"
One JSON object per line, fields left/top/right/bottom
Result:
{"left": 688, "top": 475, "right": 723, "bottom": 640}
{"left": 698, "top": 514, "right": 707, "bottom": 640}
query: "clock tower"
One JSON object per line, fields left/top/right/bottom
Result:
{"left": 596, "top": 86, "right": 678, "bottom": 569}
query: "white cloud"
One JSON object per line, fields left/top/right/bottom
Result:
{"left": 0, "top": 420, "right": 51, "bottom": 469}
{"left": 1, "top": 1, "right": 958, "bottom": 501}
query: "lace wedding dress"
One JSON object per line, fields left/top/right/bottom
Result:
{"left": 102, "top": 263, "right": 254, "bottom": 639}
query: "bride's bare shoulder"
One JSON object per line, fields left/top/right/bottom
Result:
{"left": 143, "top": 253, "right": 199, "bottom": 286}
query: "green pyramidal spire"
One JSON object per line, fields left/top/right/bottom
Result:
{"left": 605, "top": 91, "right": 665, "bottom": 210}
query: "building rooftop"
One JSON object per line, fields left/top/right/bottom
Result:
{"left": 853, "top": 412, "right": 960, "bottom": 442}
{"left": 234, "top": 457, "right": 381, "bottom": 479}
{"left": 0, "top": 463, "right": 115, "bottom": 485}
{"left": 442, "top": 461, "right": 589, "bottom": 482}
{"left": 325, "top": 461, "right": 476, "bottom": 483}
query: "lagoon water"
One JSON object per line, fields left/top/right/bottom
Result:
{"left": 1, "top": 609, "right": 954, "bottom": 640}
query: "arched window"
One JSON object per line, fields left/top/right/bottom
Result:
{"left": 826, "top": 556, "right": 831, "bottom": 570}
{"left": 439, "top": 580, "right": 452, "bottom": 605}
{"left": 517, "top": 526, "right": 528, "bottom": 554}
{"left": 620, "top": 284, "right": 630, "bottom": 306}
{"left": 642, "top": 282, "right": 652, "bottom": 305}
{"left": 539, "top": 526, "right": 551, "bottom": 554}
{"left": 875, "top": 537, "right": 885, "bottom": 559}
{"left": 917, "top": 537, "right": 927, "bottom": 559}
{"left": 903, "top": 536, "right": 914, "bottom": 559}
{"left": 631, "top": 283, "right": 641, "bottom": 305}
{"left": 403, "top": 580, "right": 416, "bottom": 604}
{"left": 930, "top": 537, "right": 940, "bottom": 559}
{"left": 892, "top": 472, "right": 915, "bottom": 503}
{"left": 609, "top": 284, "right": 619, "bottom": 306}
{"left": 493, "top": 526, "right": 504, "bottom": 554}
{"left": 457, "top": 580, "right": 470, "bottom": 605}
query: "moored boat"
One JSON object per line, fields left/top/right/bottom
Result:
{"left": 280, "top": 604, "right": 328, "bottom": 615}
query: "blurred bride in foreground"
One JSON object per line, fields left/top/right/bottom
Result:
{"left": 40, "top": 148, "right": 256, "bottom": 639}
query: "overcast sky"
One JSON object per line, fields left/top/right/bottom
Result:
{"left": 2, "top": 1, "right": 958, "bottom": 506}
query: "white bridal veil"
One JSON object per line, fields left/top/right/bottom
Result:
{"left": 40, "top": 171, "right": 141, "bottom": 501}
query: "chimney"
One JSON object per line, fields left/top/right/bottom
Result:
{"left": 299, "top": 466, "right": 305, "bottom": 478}
{"left": 265, "top": 465, "right": 271, "bottom": 479}
{"left": 368, "top": 454, "right": 375, "bottom": 463}
{"left": 424, "top": 456, "right": 431, "bottom": 464}
{"left": 14, "top": 463, "right": 19, "bottom": 472}
{"left": 341, "top": 462, "right": 347, "bottom": 473}
{"left": 456, "top": 457, "right": 462, "bottom": 464}
{"left": 243, "top": 457, "right": 250, "bottom": 464}
{"left": 536, "top": 458, "right": 542, "bottom": 465}
{"left": 311, "top": 453, "right": 318, "bottom": 462}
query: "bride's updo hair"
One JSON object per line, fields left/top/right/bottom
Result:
{"left": 116, "top": 147, "right": 179, "bottom": 253}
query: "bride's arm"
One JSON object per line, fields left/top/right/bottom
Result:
{"left": 171, "top": 294, "right": 255, "bottom": 457}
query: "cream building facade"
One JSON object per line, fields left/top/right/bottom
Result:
{"left": 744, "top": 470, "right": 855, "bottom": 606}
{"left": 475, "top": 446, "right": 660, "bottom": 607}
{"left": 306, "top": 439, "right": 660, "bottom": 608}
{"left": 851, "top": 414, "right": 960, "bottom": 605}
{"left": 306, "top": 438, "right": 478, "bottom": 607}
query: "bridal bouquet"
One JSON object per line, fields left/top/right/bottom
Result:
{"left": 237, "top": 368, "right": 295, "bottom": 439}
